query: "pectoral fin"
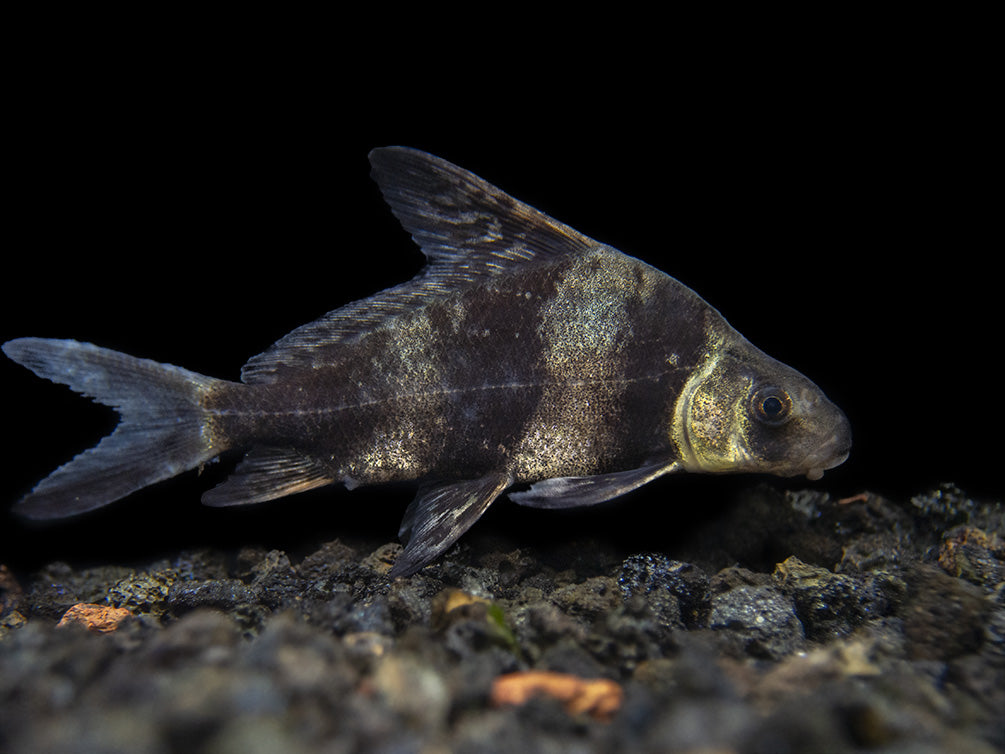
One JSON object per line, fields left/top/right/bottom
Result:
{"left": 508, "top": 458, "right": 681, "bottom": 509}
{"left": 390, "top": 472, "right": 513, "bottom": 578}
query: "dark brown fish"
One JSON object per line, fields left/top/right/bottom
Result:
{"left": 3, "top": 147, "right": 851, "bottom": 576}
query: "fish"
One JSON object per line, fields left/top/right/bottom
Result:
{"left": 3, "top": 147, "right": 852, "bottom": 577}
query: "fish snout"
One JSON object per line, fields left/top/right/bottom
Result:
{"left": 802, "top": 406, "right": 852, "bottom": 481}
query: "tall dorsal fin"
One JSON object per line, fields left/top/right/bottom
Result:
{"left": 241, "top": 147, "right": 600, "bottom": 384}
{"left": 368, "top": 146, "right": 597, "bottom": 272}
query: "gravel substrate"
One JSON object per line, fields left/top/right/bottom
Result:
{"left": 2, "top": 484, "right": 1003, "bottom": 753}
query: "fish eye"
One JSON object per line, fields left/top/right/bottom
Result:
{"left": 751, "top": 386, "right": 792, "bottom": 426}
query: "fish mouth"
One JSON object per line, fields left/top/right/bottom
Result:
{"left": 801, "top": 427, "right": 852, "bottom": 481}
{"left": 804, "top": 450, "right": 850, "bottom": 481}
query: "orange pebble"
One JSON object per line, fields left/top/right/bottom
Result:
{"left": 57, "top": 603, "right": 132, "bottom": 633}
{"left": 491, "top": 671, "right": 623, "bottom": 721}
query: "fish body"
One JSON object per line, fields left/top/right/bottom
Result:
{"left": 4, "top": 148, "right": 851, "bottom": 576}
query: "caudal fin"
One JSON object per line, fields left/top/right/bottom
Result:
{"left": 4, "top": 338, "right": 228, "bottom": 518}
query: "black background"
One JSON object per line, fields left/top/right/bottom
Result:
{"left": 2, "top": 34, "right": 998, "bottom": 570}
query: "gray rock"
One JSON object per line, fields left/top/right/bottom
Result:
{"left": 707, "top": 584, "right": 805, "bottom": 659}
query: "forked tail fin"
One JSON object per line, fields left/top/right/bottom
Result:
{"left": 3, "top": 338, "right": 228, "bottom": 518}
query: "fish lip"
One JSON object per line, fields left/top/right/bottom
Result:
{"left": 801, "top": 427, "right": 851, "bottom": 480}
{"left": 804, "top": 449, "right": 850, "bottom": 480}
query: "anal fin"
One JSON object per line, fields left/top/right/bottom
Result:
{"left": 390, "top": 472, "right": 512, "bottom": 578}
{"left": 508, "top": 457, "right": 680, "bottom": 509}
{"left": 202, "top": 447, "right": 335, "bottom": 506}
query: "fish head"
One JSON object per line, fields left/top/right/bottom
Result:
{"left": 674, "top": 338, "right": 851, "bottom": 481}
